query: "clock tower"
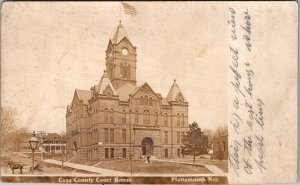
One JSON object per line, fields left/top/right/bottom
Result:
{"left": 105, "top": 21, "right": 137, "bottom": 89}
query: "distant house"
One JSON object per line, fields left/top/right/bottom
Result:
{"left": 212, "top": 135, "right": 228, "bottom": 160}
{"left": 10, "top": 132, "right": 66, "bottom": 154}
{"left": 42, "top": 133, "right": 66, "bottom": 154}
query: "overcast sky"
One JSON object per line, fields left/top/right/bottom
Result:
{"left": 1, "top": 2, "right": 228, "bottom": 132}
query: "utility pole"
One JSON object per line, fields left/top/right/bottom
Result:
{"left": 36, "top": 131, "right": 46, "bottom": 160}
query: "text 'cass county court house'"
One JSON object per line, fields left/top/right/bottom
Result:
{"left": 66, "top": 22, "right": 189, "bottom": 160}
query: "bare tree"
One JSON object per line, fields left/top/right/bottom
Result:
{"left": 213, "top": 124, "right": 228, "bottom": 137}
{"left": 1, "top": 107, "right": 17, "bottom": 149}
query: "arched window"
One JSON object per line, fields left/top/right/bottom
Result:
{"left": 164, "top": 113, "right": 168, "bottom": 126}
{"left": 177, "top": 113, "right": 180, "bottom": 127}
{"left": 143, "top": 110, "right": 150, "bottom": 125}
{"left": 122, "top": 110, "right": 126, "bottom": 124}
{"left": 144, "top": 95, "right": 148, "bottom": 106}
{"left": 149, "top": 97, "right": 152, "bottom": 106}
{"left": 154, "top": 112, "right": 158, "bottom": 126}
{"left": 104, "top": 108, "right": 108, "bottom": 123}
{"left": 109, "top": 109, "right": 114, "bottom": 123}
{"left": 181, "top": 114, "right": 184, "bottom": 127}
{"left": 140, "top": 96, "right": 143, "bottom": 105}
{"left": 134, "top": 110, "right": 139, "bottom": 124}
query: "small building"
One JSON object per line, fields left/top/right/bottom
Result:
{"left": 42, "top": 133, "right": 66, "bottom": 154}
{"left": 212, "top": 135, "right": 228, "bottom": 160}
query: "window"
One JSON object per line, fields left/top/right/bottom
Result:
{"left": 122, "top": 129, "right": 126, "bottom": 143}
{"left": 165, "top": 149, "right": 168, "bottom": 158}
{"left": 126, "top": 65, "right": 131, "bottom": 79}
{"left": 104, "top": 108, "right": 108, "bottom": 123}
{"left": 56, "top": 146, "right": 60, "bottom": 150}
{"left": 110, "top": 129, "right": 114, "bottom": 143}
{"left": 110, "top": 148, "right": 114, "bottom": 158}
{"left": 104, "top": 129, "right": 108, "bottom": 142}
{"left": 143, "top": 110, "right": 150, "bottom": 125}
{"left": 140, "top": 97, "right": 143, "bottom": 105}
{"left": 144, "top": 96, "right": 148, "bottom": 106}
{"left": 181, "top": 132, "right": 184, "bottom": 143}
{"left": 96, "top": 129, "right": 98, "bottom": 143}
{"left": 120, "top": 63, "right": 125, "bottom": 78}
{"left": 181, "top": 114, "right": 184, "bottom": 127}
{"left": 177, "top": 149, "right": 181, "bottom": 158}
{"left": 122, "top": 110, "right": 126, "bottom": 124}
{"left": 164, "top": 131, "right": 168, "bottom": 144}
{"left": 109, "top": 109, "right": 114, "bottom": 123}
{"left": 177, "top": 113, "right": 180, "bottom": 127}
{"left": 134, "top": 110, "right": 138, "bottom": 124}
{"left": 105, "top": 148, "right": 109, "bottom": 158}
{"left": 223, "top": 141, "right": 226, "bottom": 151}
{"left": 154, "top": 112, "right": 158, "bottom": 125}
{"left": 122, "top": 148, "right": 126, "bottom": 158}
{"left": 164, "top": 113, "right": 168, "bottom": 126}
{"left": 177, "top": 132, "right": 180, "bottom": 144}
{"left": 149, "top": 97, "right": 152, "bottom": 106}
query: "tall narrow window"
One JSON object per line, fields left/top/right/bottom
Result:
{"left": 164, "top": 131, "right": 168, "bottom": 144}
{"left": 110, "top": 129, "right": 114, "bottom": 143}
{"left": 105, "top": 148, "right": 109, "bottom": 158}
{"left": 126, "top": 65, "right": 131, "bottom": 79}
{"left": 104, "top": 129, "right": 108, "bottom": 142}
{"left": 140, "top": 97, "right": 143, "bottom": 105}
{"left": 109, "top": 109, "right": 114, "bottom": 123}
{"left": 143, "top": 110, "right": 150, "bottom": 125}
{"left": 104, "top": 108, "right": 108, "bottom": 123}
{"left": 144, "top": 96, "right": 148, "bottom": 106}
{"left": 120, "top": 63, "right": 125, "bottom": 78}
{"left": 110, "top": 148, "right": 114, "bottom": 158}
{"left": 177, "top": 132, "right": 180, "bottom": 144}
{"left": 122, "top": 129, "right": 126, "bottom": 143}
{"left": 149, "top": 97, "right": 152, "bottom": 106}
{"left": 134, "top": 110, "right": 138, "bottom": 124}
{"left": 122, "top": 148, "right": 127, "bottom": 158}
{"left": 177, "top": 113, "right": 180, "bottom": 127}
{"left": 181, "top": 114, "right": 184, "bottom": 127}
{"left": 181, "top": 132, "right": 185, "bottom": 143}
{"left": 164, "top": 113, "right": 168, "bottom": 126}
{"left": 122, "top": 110, "right": 126, "bottom": 124}
{"left": 154, "top": 112, "right": 158, "bottom": 126}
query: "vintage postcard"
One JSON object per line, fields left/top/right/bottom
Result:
{"left": 0, "top": 1, "right": 298, "bottom": 184}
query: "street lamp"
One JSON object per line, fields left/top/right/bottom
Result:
{"left": 29, "top": 131, "right": 39, "bottom": 174}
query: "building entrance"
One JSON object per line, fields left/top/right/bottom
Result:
{"left": 141, "top": 137, "right": 154, "bottom": 156}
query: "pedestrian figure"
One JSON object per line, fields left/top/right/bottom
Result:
{"left": 146, "top": 155, "right": 151, "bottom": 163}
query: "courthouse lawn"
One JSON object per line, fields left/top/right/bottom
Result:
{"left": 96, "top": 159, "right": 212, "bottom": 174}
{"left": 0, "top": 150, "right": 88, "bottom": 175}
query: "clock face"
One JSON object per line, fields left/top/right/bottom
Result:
{"left": 122, "top": 48, "right": 128, "bottom": 55}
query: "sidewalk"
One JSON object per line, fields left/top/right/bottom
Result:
{"left": 42, "top": 159, "right": 130, "bottom": 176}
{"left": 152, "top": 158, "right": 226, "bottom": 176}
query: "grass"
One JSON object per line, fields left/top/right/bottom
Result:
{"left": 96, "top": 159, "right": 212, "bottom": 174}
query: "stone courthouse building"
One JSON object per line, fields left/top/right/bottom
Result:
{"left": 66, "top": 22, "right": 189, "bottom": 160}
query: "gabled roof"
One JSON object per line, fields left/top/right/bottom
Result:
{"left": 166, "top": 79, "right": 186, "bottom": 102}
{"left": 75, "top": 89, "right": 91, "bottom": 105}
{"left": 97, "top": 70, "right": 117, "bottom": 95}
{"left": 115, "top": 83, "right": 137, "bottom": 101}
{"left": 131, "top": 82, "right": 160, "bottom": 99}
{"left": 111, "top": 21, "right": 132, "bottom": 45}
